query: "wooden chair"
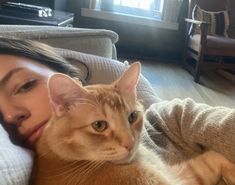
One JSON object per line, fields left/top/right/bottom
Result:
{"left": 183, "top": 0, "right": 235, "bottom": 82}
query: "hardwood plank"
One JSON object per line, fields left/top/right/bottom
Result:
{"left": 127, "top": 59, "right": 235, "bottom": 108}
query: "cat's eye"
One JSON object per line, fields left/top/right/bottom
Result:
{"left": 128, "top": 111, "right": 138, "bottom": 124}
{"left": 91, "top": 120, "right": 108, "bottom": 132}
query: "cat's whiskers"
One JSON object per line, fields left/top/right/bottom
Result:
{"left": 44, "top": 163, "right": 78, "bottom": 178}
{"left": 34, "top": 160, "right": 81, "bottom": 181}
{"left": 53, "top": 160, "right": 91, "bottom": 185}
{"left": 78, "top": 161, "right": 100, "bottom": 177}
{"left": 57, "top": 161, "right": 82, "bottom": 174}
{"left": 65, "top": 160, "right": 105, "bottom": 185}
{"left": 61, "top": 168, "right": 80, "bottom": 185}
{"left": 62, "top": 161, "right": 103, "bottom": 185}
{"left": 62, "top": 161, "right": 92, "bottom": 185}
{"left": 89, "top": 161, "right": 105, "bottom": 176}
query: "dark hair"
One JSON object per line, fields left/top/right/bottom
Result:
{"left": 0, "top": 36, "right": 87, "bottom": 83}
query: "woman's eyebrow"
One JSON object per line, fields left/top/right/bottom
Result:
{"left": 0, "top": 67, "right": 25, "bottom": 86}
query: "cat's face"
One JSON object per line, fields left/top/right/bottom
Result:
{"left": 40, "top": 62, "right": 143, "bottom": 164}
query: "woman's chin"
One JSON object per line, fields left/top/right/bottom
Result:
{"left": 27, "top": 124, "right": 47, "bottom": 146}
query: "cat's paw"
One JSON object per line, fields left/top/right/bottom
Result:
{"left": 222, "top": 161, "right": 235, "bottom": 185}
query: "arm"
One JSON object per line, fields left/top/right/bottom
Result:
{"left": 145, "top": 98, "right": 235, "bottom": 162}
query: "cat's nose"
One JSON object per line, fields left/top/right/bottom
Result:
{"left": 121, "top": 138, "right": 134, "bottom": 152}
{"left": 124, "top": 143, "right": 133, "bottom": 152}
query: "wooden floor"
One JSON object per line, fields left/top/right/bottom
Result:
{"left": 127, "top": 59, "right": 235, "bottom": 108}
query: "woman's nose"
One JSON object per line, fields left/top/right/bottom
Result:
{"left": 1, "top": 103, "right": 30, "bottom": 126}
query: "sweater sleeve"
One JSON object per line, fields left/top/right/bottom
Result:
{"left": 145, "top": 98, "right": 235, "bottom": 163}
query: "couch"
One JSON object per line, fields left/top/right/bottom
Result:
{"left": 0, "top": 25, "right": 160, "bottom": 185}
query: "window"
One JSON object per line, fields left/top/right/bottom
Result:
{"left": 96, "top": 0, "right": 164, "bottom": 20}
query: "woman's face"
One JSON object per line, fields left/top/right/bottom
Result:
{"left": 0, "top": 55, "right": 56, "bottom": 147}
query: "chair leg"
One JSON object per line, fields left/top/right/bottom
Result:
{"left": 194, "top": 70, "right": 200, "bottom": 83}
{"left": 182, "top": 47, "right": 187, "bottom": 69}
{"left": 194, "top": 53, "right": 203, "bottom": 83}
{"left": 182, "top": 35, "right": 190, "bottom": 69}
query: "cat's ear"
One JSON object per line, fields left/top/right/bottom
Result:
{"left": 115, "top": 62, "right": 141, "bottom": 97}
{"left": 47, "top": 73, "right": 88, "bottom": 117}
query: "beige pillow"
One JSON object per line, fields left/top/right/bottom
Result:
{"left": 192, "top": 5, "right": 230, "bottom": 37}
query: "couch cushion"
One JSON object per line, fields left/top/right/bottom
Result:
{"left": 0, "top": 25, "right": 119, "bottom": 59}
{"left": 192, "top": 5, "right": 230, "bottom": 37}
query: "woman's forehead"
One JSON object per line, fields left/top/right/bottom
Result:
{"left": 0, "top": 54, "right": 55, "bottom": 79}
{"left": 0, "top": 54, "right": 46, "bottom": 68}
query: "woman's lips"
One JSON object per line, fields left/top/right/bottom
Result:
{"left": 26, "top": 122, "right": 47, "bottom": 145}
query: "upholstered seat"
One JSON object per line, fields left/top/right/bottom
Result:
{"left": 188, "top": 34, "right": 235, "bottom": 55}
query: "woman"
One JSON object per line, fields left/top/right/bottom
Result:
{"left": 0, "top": 37, "right": 86, "bottom": 148}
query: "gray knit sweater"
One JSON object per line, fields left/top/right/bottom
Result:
{"left": 142, "top": 98, "right": 235, "bottom": 185}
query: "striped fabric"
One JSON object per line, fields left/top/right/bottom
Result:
{"left": 192, "top": 5, "right": 230, "bottom": 37}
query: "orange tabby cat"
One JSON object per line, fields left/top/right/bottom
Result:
{"left": 31, "top": 62, "right": 235, "bottom": 185}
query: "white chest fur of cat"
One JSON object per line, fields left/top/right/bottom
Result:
{"left": 31, "top": 63, "right": 235, "bottom": 185}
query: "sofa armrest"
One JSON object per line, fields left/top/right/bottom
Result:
{"left": 0, "top": 25, "right": 119, "bottom": 59}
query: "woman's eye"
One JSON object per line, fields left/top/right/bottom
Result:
{"left": 15, "top": 79, "right": 37, "bottom": 94}
{"left": 91, "top": 120, "right": 108, "bottom": 132}
{"left": 128, "top": 111, "right": 138, "bottom": 124}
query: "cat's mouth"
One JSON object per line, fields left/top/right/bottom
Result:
{"left": 112, "top": 154, "right": 134, "bottom": 164}
{"left": 24, "top": 121, "right": 48, "bottom": 145}
{"left": 110, "top": 149, "right": 137, "bottom": 164}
